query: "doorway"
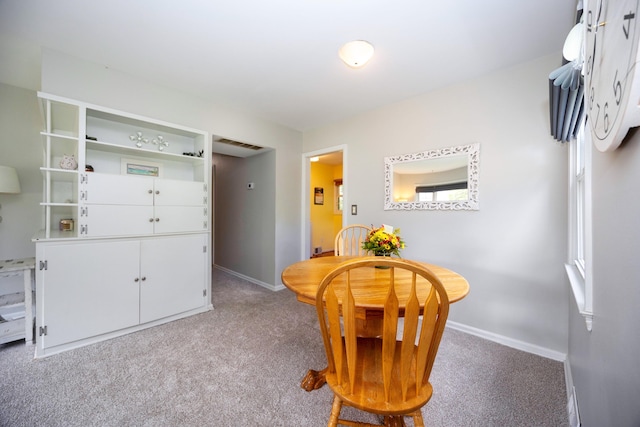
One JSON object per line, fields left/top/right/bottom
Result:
{"left": 301, "top": 145, "right": 346, "bottom": 259}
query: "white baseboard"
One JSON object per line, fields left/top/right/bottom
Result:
{"left": 213, "top": 265, "right": 285, "bottom": 292}
{"left": 564, "top": 360, "right": 581, "bottom": 427}
{"left": 446, "top": 320, "right": 567, "bottom": 362}
{"left": 446, "top": 320, "right": 578, "bottom": 424}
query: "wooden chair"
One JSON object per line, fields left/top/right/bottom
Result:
{"left": 334, "top": 224, "right": 372, "bottom": 256}
{"left": 315, "top": 257, "right": 450, "bottom": 427}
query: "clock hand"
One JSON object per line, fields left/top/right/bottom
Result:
{"left": 585, "top": 1, "right": 603, "bottom": 76}
{"left": 596, "top": 0, "right": 603, "bottom": 27}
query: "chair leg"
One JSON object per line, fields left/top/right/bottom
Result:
{"left": 383, "top": 415, "right": 406, "bottom": 426}
{"left": 411, "top": 410, "right": 425, "bottom": 427}
{"left": 328, "top": 395, "right": 343, "bottom": 427}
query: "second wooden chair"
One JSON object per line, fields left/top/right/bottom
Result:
{"left": 334, "top": 224, "right": 372, "bottom": 256}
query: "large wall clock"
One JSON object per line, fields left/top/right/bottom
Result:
{"left": 584, "top": 0, "right": 640, "bottom": 151}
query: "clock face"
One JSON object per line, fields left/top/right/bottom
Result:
{"left": 584, "top": 0, "right": 640, "bottom": 151}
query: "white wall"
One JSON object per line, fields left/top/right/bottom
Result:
{"left": 0, "top": 84, "right": 42, "bottom": 293}
{"left": 304, "top": 53, "right": 569, "bottom": 354}
{"left": 0, "top": 84, "right": 42, "bottom": 258}
{"left": 39, "top": 49, "right": 303, "bottom": 287}
{"left": 568, "top": 131, "right": 640, "bottom": 426}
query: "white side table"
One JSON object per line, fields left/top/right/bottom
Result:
{"left": 0, "top": 257, "right": 35, "bottom": 344}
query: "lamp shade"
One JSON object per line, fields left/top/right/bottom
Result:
{"left": 339, "top": 40, "right": 374, "bottom": 68}
{"left": 0, "top": 166, "right": 21, "bottom": 194}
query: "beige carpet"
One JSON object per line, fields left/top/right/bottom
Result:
{"left": 0, "top": 268, "right": 568, "bottom": 426}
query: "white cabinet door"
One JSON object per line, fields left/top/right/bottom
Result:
{"left": 84, "top": 205, "right": 154, "bottom": 237}
{"left": 154, "top": 179, "right": 206, "bottom": 206}
{"left": 37, "top": 240, "right": 140, "bottom": 349}
{"left": 153, "top": 179, "right": 207, "bottom": 233}
{"left": 84, "top": 173, "right": 154, "bottom": 205}
{"left": 153, "top": 206, "right": 207, "bottom": 234}
{"left": 139, "top": 235, "right": 207, "bottom": 323}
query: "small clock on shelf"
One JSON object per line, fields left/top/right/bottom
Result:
{"left": 584, "top": 0, "right": 640, "bottom": 152}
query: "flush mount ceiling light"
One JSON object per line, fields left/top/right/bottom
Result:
{"left": 339, "top": 40, "right": 374, "bottom": 68}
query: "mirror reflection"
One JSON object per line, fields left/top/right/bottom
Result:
{"left": 384, "top": 143, "right": 479, "bottom": 210}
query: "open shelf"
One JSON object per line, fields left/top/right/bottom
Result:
{"left": 86, "top": 140, "right": 205, "bottom": 165}
{"left": 40, "top": 168, "right": 79, "bottom": 180}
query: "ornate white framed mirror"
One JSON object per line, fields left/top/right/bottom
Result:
{"left": 384, "top": 143, "right": 479, "bottom": 210}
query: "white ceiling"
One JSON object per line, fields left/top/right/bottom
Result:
{"left": 0, "top": 0, "right": 576, "bottom": 132}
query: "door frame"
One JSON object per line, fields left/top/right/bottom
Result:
{"left": 301, "top": 144, "right": 347, "bottom": 260}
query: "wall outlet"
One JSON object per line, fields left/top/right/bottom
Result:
{"left": 247, "top": 182, "right": 255, "bottom": 190}
{"left": 314, "top": 247, "right": 322, "bottom": 254}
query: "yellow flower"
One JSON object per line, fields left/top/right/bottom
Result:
{"left": 361, "top": 225, "right": 406, "bottom": 256}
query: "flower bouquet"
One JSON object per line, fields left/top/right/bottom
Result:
{"left": 362, "top": 224, "right": 405, "bottom": 257}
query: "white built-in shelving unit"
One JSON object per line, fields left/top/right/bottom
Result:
{"left": 34, "top": 92, "right": 212, "bottom": 358}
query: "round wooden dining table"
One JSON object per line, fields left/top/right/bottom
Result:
{"left": 281, "top": 255, "right": 470, "bottom": 391}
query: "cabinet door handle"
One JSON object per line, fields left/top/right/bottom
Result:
{"left": 155, "top": 218, "right": 160, "bottom": 222}
{"left": 149, "top": 218, "right": 154, "bottom": 222}
{"left": 134, "top": 277, "right": 139, "bottom": 282}
{"left": 148, "top": 189, "right": 153, "bottom": 194}
{"left": 155, "top": 190, "right": 160, "bottom": 195}
{"left": 141, "top": 277, "right": 146, "bottom": 281}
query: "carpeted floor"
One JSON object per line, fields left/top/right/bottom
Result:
{"left": 0, "top": 268, "right": 568, "bottom": 426}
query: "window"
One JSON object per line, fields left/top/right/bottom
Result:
{"left": 575, "top": 134, "right": 586, "bottom": 274}
{"left": 416, "top": 182, "right": 468, "bottom": 202}
{"left": 334, "top": 179, "right": 343, "bottom": 213}
{"left": 566, "top": 124, "right": 593, "bottom": 331}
